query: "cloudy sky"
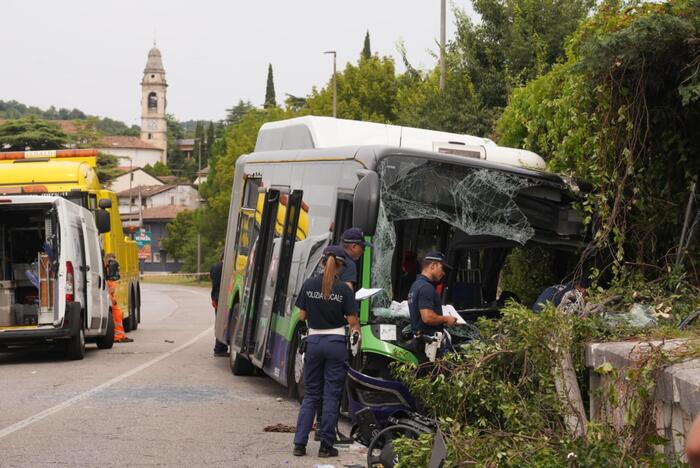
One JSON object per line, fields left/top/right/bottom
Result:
{"left": 0, "top": 0, "right": 474, "bottom": 125}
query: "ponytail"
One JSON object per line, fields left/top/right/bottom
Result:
{"left": 322, "top": 255, "right": 340, "bottom": 300}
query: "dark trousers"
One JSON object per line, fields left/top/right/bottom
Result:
{"left": 212, "top": 300, "right": 227, "bottom": 353}
{"left": 294, "top": 334, "right": 348, "bottom": 447}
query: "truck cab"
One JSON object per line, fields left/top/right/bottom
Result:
{"left": 0, "top": 195, "right": 114, "bottom": 359}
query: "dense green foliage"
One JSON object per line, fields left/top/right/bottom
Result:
{"left": 0, "top": 99, "right": 138, "bottom": 135}
{"left": 0, "top": 115, "right": 69, "bottom": 150}
{"left": 142, "top": 161, "right": 172, "bottom": 177}
{"left": 497, "top": 0, "right": 700, "bottom": 284}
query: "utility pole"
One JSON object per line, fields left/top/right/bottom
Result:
{"left": 324, "top": 50, "right": 337, "bottom": 118}
{"left": 197, "top": 138, "right": 202, "bottom": 282}
{"left": 440, "top": 0, "right": 446, "bottom": 93}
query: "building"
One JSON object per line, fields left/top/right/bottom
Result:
{"left": 140, "top": 46, "right": 168, "bottom": 157}
{"left": 176, "top": 138, "right": 195, "bottom": 159}
{"left": 193, "top": 165, "right": 209, "bottom": 185}
{"left": 117, "top": 184, "right": 200, "bottom": 273}
{"left": 109, "top": 167, "right": 164, "bottom": 193}
{"left": 97, "top": 136, "right": 164, "bottom": 167}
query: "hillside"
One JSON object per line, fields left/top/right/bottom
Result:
{"left": 0, "top": 99, "right": 139, "bottom": 136}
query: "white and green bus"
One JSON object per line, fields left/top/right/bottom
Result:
{"left": 214, "top": 116, "right": 586, "bottom": 396}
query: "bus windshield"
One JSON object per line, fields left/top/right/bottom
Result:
{"left": 369, "top": 155, "right": 578, "bottom": 312}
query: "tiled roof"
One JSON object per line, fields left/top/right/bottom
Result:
{"left": 117, "top": 184, "right": 175, "bottom": 198}
{"left": 123, "top": 205, "right": 189, "bottom": 221}
{"left": 99, "top": 136, "right": 160, "bottom": 150}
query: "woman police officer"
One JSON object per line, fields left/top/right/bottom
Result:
{"left": 292, "top": 245, "right": 359, "bottom": 458}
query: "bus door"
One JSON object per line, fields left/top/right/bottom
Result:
{"left": 233, "top": 188, "right": 280, "bottom": 357}
{"left": 251, "top": 190, "right": 303, "bottom": 368}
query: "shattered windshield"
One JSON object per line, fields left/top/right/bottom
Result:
{"left": 371, "top": 156, "right": 536, "bottom": 307}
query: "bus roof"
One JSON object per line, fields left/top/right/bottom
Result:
{"left": 255, "top": 116, "right": 546, "bottom": 169}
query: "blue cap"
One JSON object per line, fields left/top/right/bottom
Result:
{"left": 341, "top": 227, "right": 373, "bottom": 248}
{"left": 424, "top": 251, "right": 452, "bottom": 269}
{"left": 323, "top": 245, "right": 347, "bottom": 265}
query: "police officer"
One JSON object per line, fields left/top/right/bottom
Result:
{"left": 407, "top": 251, "right": 457, "bottom": 362}
{"left": 339, "top": 227, "right": 372, "bottom": 290}
{"left": 293, "top": 245, "right": 359, "bottom": 458}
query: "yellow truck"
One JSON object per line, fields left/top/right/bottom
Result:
{"left": 0, "top": 149, "right": 141, "bottom": 331}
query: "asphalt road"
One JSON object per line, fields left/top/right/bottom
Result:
{"left": 0, "top": 283, "right": 366, "bottom": 467}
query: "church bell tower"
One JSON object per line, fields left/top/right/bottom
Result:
{"left": 141, "top": 45, "right": 168, "bottom": 161}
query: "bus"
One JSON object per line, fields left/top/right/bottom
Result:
{"left": 214, "top": 116, "right": 586, "bottom": 398}
{"left": 0, "top": 149, "right": 142, "bottom": 331}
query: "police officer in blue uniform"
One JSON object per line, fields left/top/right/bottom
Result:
{"left": 293, "top": 246, "right": 359, "bottom": 458}
{"left": 339, "top": 227, "right": 372, "bottom": 290}
{"left": 407, "top": 251, "right": 458, "bottom": 362}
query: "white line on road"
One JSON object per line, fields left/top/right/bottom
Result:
{"left": 0, "top": 325, "right": 213, "bottom": 441}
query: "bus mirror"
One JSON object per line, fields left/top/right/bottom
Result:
{"left": 96, "top": 210, "right": 111, "bottom": 234}
{"left": 99, "top": 198, "right": 112, "bottom": 209}
{"left": 353, "top": 170, "right": 379, "bottom": 236}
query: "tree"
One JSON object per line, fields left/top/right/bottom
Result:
{"left": 264, "top": 63, "right": 277, "bottom": 108}
{"left": 0, "top": 116, "right": 69, "bottom": 150}
{"left": 96, "top": 152, "right": 121, "bottom": 185}
{"left": 143, "top": 161, "right": 173, "bottom": 177}
{"left": 496, "top": 0, "right": 700, "bottom": 283}
{"left": 72, "top": 117, "right": 103, "bottom": 148}
{"left": 161, "top": 210, "right": 198, "bottom": 271}
{"left": 362, "top": 30, "right": 372, "bottom": 59}
{"left": 206, "top": 121, "right": 215, "bottom": 165}
{"left": 305, "top": 55, "right": 399, "bottom": 122}
{"left": 226, "top": 100, "right": 254, "bottom": 125}
{"left": 447, "top": 0, "right": 592, "bottom": 132}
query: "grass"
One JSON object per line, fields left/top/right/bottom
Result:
{"left": 140, "top": 274, "right": 212, "bottom": 288}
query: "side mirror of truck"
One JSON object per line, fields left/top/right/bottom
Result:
{"left": 353, "top": 170, "right": 380, "bottom": 236}
{"left": 98, "top": 198, "right": 112, "bottom": 209}
{"left": 96, "top": 210, "right": 111, "bottom": 234}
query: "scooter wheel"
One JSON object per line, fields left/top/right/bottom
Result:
{"left": 367, "top": 424, "right": 421, "bottom": 468}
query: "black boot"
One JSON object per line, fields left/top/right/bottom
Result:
{"left": 318, "top": 443, "right": 338, "bottom": 458}
{"left": 293, "top": 444, "right": 306, "bottom": 456}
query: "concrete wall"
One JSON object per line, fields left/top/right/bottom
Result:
{"left": 585, "top": 339, "right": 700, "bottom": 462}
{"left": 146, "top": 185, "right": 199, "bottom": 209}
{"left": 99, "top": 147, "right": 164, "bottom": 167}
{"left": 110, "top": 170, "right": 163, "bottom": 193}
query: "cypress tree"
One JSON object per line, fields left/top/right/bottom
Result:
{"left": 194, "top": 120, "right": 205, "bottom": 166}
{"left": 264, "top": 64, "right": 277, "bottom": 108}
{"left": 206, "top": 121, "right": 215, "bottom": 164}
{"left": 362, "top": 30, "right": 371, "bottom": 59}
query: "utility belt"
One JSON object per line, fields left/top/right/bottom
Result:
{"left": 299, "top": 326, "right": 360, "bottom": 356}
{"left": 413, "top": 330, "right": 448, "bottom": 363}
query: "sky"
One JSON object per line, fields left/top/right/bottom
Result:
{"left": 0, "top": 0, "right": 474, "bottom": 125}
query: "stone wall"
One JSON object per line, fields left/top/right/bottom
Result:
{"left": 585, "top": 339, "right": 700, "bottom": 462}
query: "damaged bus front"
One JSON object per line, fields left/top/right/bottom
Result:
{"left": 352, "top": 151, "right": 587, "bottom": 377}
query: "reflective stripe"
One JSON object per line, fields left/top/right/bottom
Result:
{"left": 308, "top": 326, "right": 345, "bottom": 336}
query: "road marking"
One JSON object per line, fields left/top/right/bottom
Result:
{"left": 0, "top": 326, "right": 213, "bottom": 440}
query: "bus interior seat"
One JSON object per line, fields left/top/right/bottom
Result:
{"left": 396, "top": 250, "right": 418, "bottom": 300}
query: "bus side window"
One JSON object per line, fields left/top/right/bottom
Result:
{"left": 234, "top": 177, "right": 261, "bottom": 274}
{"left": 332, "top": 197, "right": 353, "bottom": 244}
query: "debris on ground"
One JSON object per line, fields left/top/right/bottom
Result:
{"left": 263, "top": 424, "right": 296, "bottom": 433}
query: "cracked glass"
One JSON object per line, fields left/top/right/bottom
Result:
{"left": 371, "top": 156, "right": 536, "bottom": 307}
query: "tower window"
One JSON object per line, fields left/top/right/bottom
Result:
{"left": 151, "top": 74, "right": 155, "bottom": 78}
{"left": 148, "top": 133, "right": 152, "bottom": 139}
{"left": 148, "top": 92, "right": 158, "bottom": 109}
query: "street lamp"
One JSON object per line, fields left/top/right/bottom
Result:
{"left": 440, "top": 0, "right": 446, "bottom": 93}
{"left": 324, "top": 50, "right": 337, "bottom": 118}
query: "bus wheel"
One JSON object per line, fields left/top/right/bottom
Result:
{"left": 229, "top": 304, "right": 253, "bottom": 376}
{"left": 288, "top": 328, "right": 305, "bottom": 401}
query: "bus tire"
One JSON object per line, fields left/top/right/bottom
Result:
{"left": 136, "top": 284, "right": 141, "bottom": 324}
{"left": 229, "top": 304, "right": 254, "bottom": 376}
{"left": 96, "top": 311, "right": 115, "bottom": 349}
{"left": 65, "top": 322, "right": 85, "bottom": 360}
{"left": 230, "top": 349, "right": 254, "bottom": 376}
{"left": 288, "top": 327, "right": 305, "bottom": 401}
